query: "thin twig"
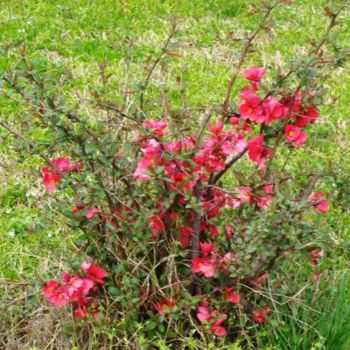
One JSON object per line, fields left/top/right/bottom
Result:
{"left": 140, "top": 19, "right": 177, "bottom": 110}
{"left": 222, "top": 1, "right": 280, "bottom": 114}
{"left": 211, "top": 148, "right": 248, "bottom": 185}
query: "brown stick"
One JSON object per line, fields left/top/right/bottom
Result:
{"left": 191, "top": 179, "right": 203, "bottom": 261}
{"left": 211, "top": 148, "right": 248, "bottom": 185}
{"left": 140, "top": 19, "right": 177, "bottom": 110}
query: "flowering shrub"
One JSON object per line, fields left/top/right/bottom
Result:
{"left": 0, "top": 2, "right": 347, "bottom": 346}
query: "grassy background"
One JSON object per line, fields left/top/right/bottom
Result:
{"left": 0, "top": 0, "right": 349, "bottom": 349}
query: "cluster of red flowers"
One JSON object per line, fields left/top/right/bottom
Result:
{"left": 41, "top": 157, "right": 82, "bottom": 191}
{"left": 132, "top": 66, "right": 327, "bottom": 243}
{"left": 40, "top": 67, "right": 329, "bottom": 335}
{"left": 197, "top": 301, "right": 228, "bottom": 336}
{"left": 42, "top": 262, "right": 107, "bottom": 319}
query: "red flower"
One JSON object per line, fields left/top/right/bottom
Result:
{"left": 200, "top": 242, "right": 214, "bottom": 256}
{"left": 225, "top": 288, "right": 240, "bottom": 304}
{"left": 149, "top": 214, "right": 165, "bottom": 238}
{"left": 209, "top": 226, "right": 219, "bottom": 238}
{"left": 263, "top": 96, "right": 287, "bottom": 123}
{"left": 155, "top": 298, "right": 174, "bottom": 315}
{"left": 41, "top": 167, "right": 60, "bottom": 191}
{"left": 248, "top": 135, "right": 271, "bottom": 169}
{"left": 255, "top": 272, "right": 268, "bottom": 285}
{"left": 81, "top": 262, "right": 107, "bottom": 284}
{"left": 73, "top": 306, "right": 87, "bottom": 319}
{"left": 284, "top": 125, "right": 307, "bottom": 147}
{"left": 239, "top": 101, "right": 265, "bottom": 123}
{"left": 208, "top": 120, "right": 223, "bottom": 135}
{"left": 210, "top": 312, "right": 227, "bottom": 337}
{"left": 253, "top": 305, "right": 270, "bottom": 324}
{"left": 295, "top": 106, "right": 319, "bottom": 127}
{"left": 42, "top": 280, "right": 69, "bottom": 307}
{"left": 174, "top": 227, "right": 192, "bottom": 249}
{"left": 310, "top": 192, "right": 329, "bottom": 214}
{"left": 243, "top": 67, "right": 266, "bottom": 83}
{"left": 72, "top": 205, "right": 85, "bottom": 214}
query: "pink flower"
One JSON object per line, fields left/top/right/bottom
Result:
{"left": 51, "top": 157, "right": 72, "bottom": 172}
{"left": 42, "top": 280, "right": 69, "bottom": 307}
{"left": 225, "top": 288, "right": 240, "bottom": 304}
{"left": 257, "top": 195, "right": 272, "bottom": 209}
{"left": 310, "top": 192, "right": 329, "bottom": 214}
{"left": 263, "top": 96, "right": 287, "bottom": 123}
{"left": 310, "top": 250, "right": 324, "bottom": 259}
{"left": 192, "top": 258, "right": 215, "bottom": 277}
{"left": 64, "top": 276, "right": 95, "bottom": 301}
{"left": 263, "top": 184, "right": 274, "bottom": 194}
{"left": 197, "top": 305, "right": 211, "bottom": 321}
{"left": 196, "top": 304, "right": 227, "bottom": 336}
{"left": 41, "top": 167, "right": 60, "bottom": 191}
{"left": 225, "top": 226, "right": 234, "bottom": 238}
{"left": 86, "top": 208, "right": 101, "bottom": 220}
{"left": 64, "top": 275, "right": 84, "bottom": 296}
{"left": 134, "top": 139, "right": 163, "bottom": 180}
{"left": 243, "top": 67, "right": 266, "bottom": 83}
{"left": 284, "top": 125, "right": 307, "bottom": 147}
{"left": 81, "top": 262, "right": 107, "bottom": 284}
{"left": 164, "top": 140, "right": 182, "bottom": 154}
{"left": 142, "top": 119, "right": 167, "bottom": 137}
{"left": 239, "top": 186, "right": 252, "bottom": 204}
{"left": 51, "top": 157, "right": 83, "bottom": 172}
{"left": 192, "top": 258, "right": 205, "bottom": 273}
{"left": 134, "top": 157, "right": 154, "bottom": 180}
{"left": 155, "top": 298, "right": 174, "bottom": 315}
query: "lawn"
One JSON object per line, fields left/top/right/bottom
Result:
{"left": 0, "top": 0, "right": 349, "bottom": 349}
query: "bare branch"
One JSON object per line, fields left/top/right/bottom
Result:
{"left": 222, "top": 1, "right": 281, "bottom": 114}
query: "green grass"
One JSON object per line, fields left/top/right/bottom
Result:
{"left": 257, "top": 271, "right": 350, "bottom": 350}
{"left": 0, "top": 0, "right": 349, "bottom": 348}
